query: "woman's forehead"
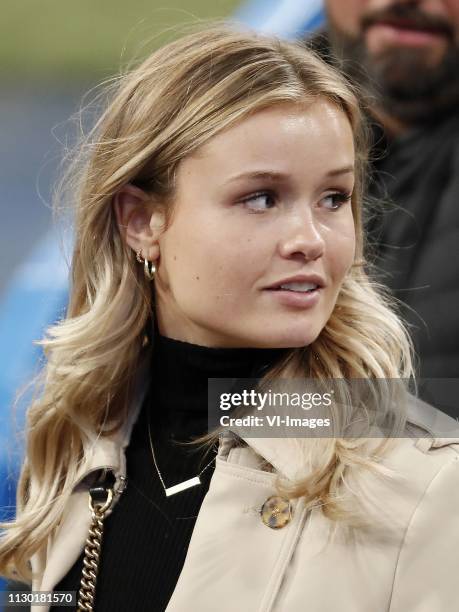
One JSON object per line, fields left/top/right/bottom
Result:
{"left": 178, "top": 102, "right": 355, "bottom": 184}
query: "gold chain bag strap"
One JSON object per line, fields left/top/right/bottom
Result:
{"left": 77, "top": 471, "right": 123, "bottom": 611}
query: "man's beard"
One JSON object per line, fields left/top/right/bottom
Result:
{"left": 326, "top": 4, "right": 459, "bottom": 126}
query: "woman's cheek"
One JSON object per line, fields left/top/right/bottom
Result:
{"left": 336, "top": 216, "right": 356, "bottom": 264}
{"left": 328, "top": 232, "right": 356, "bottom": 283}
{"left": 343, "top": 235, "right": 356, "bottom": 275}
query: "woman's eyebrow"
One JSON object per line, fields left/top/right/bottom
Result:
{"left": 224, "top": 165, "right": 355, "bottom": 184}
{"left": 325, "top": 165, "right": 355, "bottom": 177}
{"left": 224, "top": 170, "right": 288, "bottom": 184}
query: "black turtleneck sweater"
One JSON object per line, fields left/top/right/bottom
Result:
{"left": 51, "top": 321, "right": 288, "bottom": 612}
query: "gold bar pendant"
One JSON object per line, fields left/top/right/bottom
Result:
{"left": 165, "top": 476, "right": 201, "bottom": 496}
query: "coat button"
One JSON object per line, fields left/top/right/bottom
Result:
{"left": 260, "top": 495, "right": 292, "bottom": 529}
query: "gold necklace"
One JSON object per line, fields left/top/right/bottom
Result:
{"left": 147, "top": 410, "right": 217, "bottom": 497}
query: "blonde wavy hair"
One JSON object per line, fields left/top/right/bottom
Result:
{"left": 0, "top": 22, "right": 413, "bottom": 582}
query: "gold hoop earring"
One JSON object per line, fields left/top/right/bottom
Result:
{"left": 144, "top": 258, "right": 156, "bottom": 281}
{"left": 136, "top": 249, "right": 156, "bottom": 281}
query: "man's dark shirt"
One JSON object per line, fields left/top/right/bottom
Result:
{"left": 367, "top": 114, "right": 459, "bottom": 379}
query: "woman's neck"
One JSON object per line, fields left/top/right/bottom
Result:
{"left": 148, "top": 317, "right": 291, "bottom": 438}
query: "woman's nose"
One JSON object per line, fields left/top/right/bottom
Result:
{"left": 278, "top": 218, "right": 325, "bottom": 262}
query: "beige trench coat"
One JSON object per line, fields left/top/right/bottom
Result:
{"left": 30, "top": 359, "right": 459, "bottom": 612}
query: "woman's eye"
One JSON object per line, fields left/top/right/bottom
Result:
{"left": 240, "top": 191, "right": 276, "bottom": 212}
{"left": 320, "top": 191, "right": 352, "bottom": 210}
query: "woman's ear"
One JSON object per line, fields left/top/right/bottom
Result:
{"left": 114, "top": 184, "right": 165, "bottom": 261}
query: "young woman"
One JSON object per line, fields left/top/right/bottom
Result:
{"left": 1, "top": 23, "right": 458, "bottom": 612}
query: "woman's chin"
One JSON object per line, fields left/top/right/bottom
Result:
{"left": 261, "top": 328, "right": 321, "bottom": 349}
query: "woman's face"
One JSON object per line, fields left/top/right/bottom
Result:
{"left": 153, "top": 101, "right": 356, "bottom": 347}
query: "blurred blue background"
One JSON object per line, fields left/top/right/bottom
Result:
{"left": 0, "top": 0, "right": 325, "bottom": 599}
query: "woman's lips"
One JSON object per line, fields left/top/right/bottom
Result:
{"left": 365, "top": 22, "right": 448, "bottom": 49}
{"left": 264, "top": 287, "right": 322, "bottom": 309}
